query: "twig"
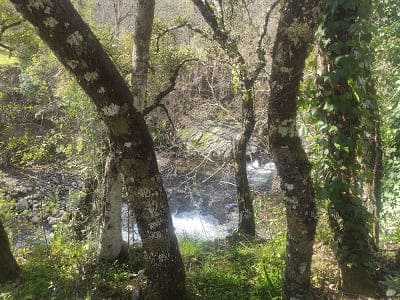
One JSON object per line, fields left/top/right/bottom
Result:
{"left": 201, "top": 161, "right": 227, "bottom": 184}
{"left": 158, "top": 103, "right": 176, "bottom": 132}
{"left": 143, "top": 58, "right": 198, "bottom": 115}
{"left": 0, "top": 42, "right": 13, "bottom": 52}
{"left": 250, "top": 0, "right": 279, "bottom": 84}
{"left": 155, "top": 21, "right": 209, "bottom": 51}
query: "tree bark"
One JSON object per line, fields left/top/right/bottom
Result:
{"left": 72, "top": 175, "right": 96, "bottom": 241}
{"left": 362, "top": 83, "right": 383, "bottom": 246}
{"left": 9, "top": 1, "right": 185, "bottom": 298}
{"left": 97, "top": 152, "right": 123, "bottom": 261}
{"left": 316, "top": 2, "right": 378, "bottom": 296}
{"left": 0, "top": 219, "right": 20, "bottom": 284}
{"left": 234, "top": 82, "right": 255, "bottom": 236}
{"left": 131, "top": 0, "right": 155, "bottom": 112}
{"left": 267, "top": 1, "right": 319, "bottom": 299}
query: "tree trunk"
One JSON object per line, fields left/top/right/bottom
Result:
{"left": 73, "top": 174, "right": 97, "bottom": 241}
{"left": 9, "top": 1, "right": 185, "bottom": 298}
{"left": 191, "top": 0, "right": 257, "bottom": 236}
{"left": 97, "top": 152, "right": 123, "bottom": 261}
{"left": 234, "top": 84, "right": 256, "bottom": 236}
{"left": 267, "top": 1, "right": 319, "bottom": 299}
{"left": 316, "top": 2, "right": 377, "bottom": 296}
{"left": 0, "top": 220, "right": 20, "bottom": 284}
{"left": 131, "top": 0, "right": 155, "bottom": 112}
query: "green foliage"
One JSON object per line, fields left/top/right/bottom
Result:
{"left": 308, "top": 0, "right": 379, "bottom": 277}
{"left": 383, "top": 275, "right": 400, "bottom": 298}
{"left": 0, "top": 53, "right": 17, "bottom": 65}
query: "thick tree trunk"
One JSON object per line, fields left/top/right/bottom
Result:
{"left": 9, "top": 1, "right": 185, "bottom": 298}
{"left": 0, "top": 220, "right": 20, "bottom": 284}
{"left": 316, "top": 3, "right": 377, "bottom": 296}
{"left": 131, "top": 0, "right": 155, "bottom": 112}
{"left": 234, "top": 86, "right": 256, "bottom": 236}
{"left": 267, "top": 1, "right": 319, "bottom": 299}
{"left": 97, "top": 152, "right": 123, "bottom": 261}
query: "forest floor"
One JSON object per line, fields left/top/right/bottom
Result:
{"left": 0, "top": 158, "right": 399, "bottom": 299}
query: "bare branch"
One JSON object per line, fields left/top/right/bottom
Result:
{"left": 250, "top": 0, "right": 279, "bottom": 84}
{"left": 143, "top": 58, "right": 199, "bottom": 115}
{"left": 191, "top": 0, "right": 245, "bottom": 65}
{"left": 158, "top": 103, "right": 176, "bottom": 132}
{"left": 155, "top": 21, "right": 209, "bottom": 51}
{"left": 0, "top": 19, "right": 22, "bottom": 54}
{"left": 257, "top": 0, "right": 279, "bottom": 50}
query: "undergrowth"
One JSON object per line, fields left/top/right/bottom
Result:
{"left": 0, "top": 227, "right": 136, "bottom": 300}
{"left": 0, "top": 229, "right": 286, "bottom": 300}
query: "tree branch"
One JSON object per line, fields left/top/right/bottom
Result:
{"left": 192, "top": 0, "right": 245, "bottom": 65}
{"left": 143, "top": 58, "right": 198, "bottom": 115}
{"left": 155, "top": 21, "right": 209, "bottom": 51}
{"left": 257, "top": 0, "right": 279, "bottom": 51}
{"left": 158, "top": 103, "right": 176, "bottom": 132}
{"left": 250, "top": 0, "right": 279, "bottom": 84}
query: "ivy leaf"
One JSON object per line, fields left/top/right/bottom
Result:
{"left": 386, "top": 289, "right": 397, "bottom": 297}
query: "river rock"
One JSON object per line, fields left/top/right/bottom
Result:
{"left": 48, "top": 216, "right": 58, "bottom": 225}
{"left": 52, "top": 177, "right": 60, "bottom": 185}
{"left": 16, "top": 198, "right": 29, "bottom": 210}
{"left": 31, "top": 215, "right": 40, "bottom": 224}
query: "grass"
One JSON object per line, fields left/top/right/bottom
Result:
{"left": 183, "top": 234, "right": 285, "bottom": 299}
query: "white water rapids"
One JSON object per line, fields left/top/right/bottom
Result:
{"left": 122, "top": 159, "right": 276, "bottom": 241}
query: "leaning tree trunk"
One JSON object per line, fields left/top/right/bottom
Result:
{"left": 9, "top": 1, "right": 185, "bottom": 298}
{"left": 267, "top": 1, "right": 320, "bottom": 299}
{"left": 0, "top": 220, "right": 20, "bottom": 284}
{"left": 234, "top": 83, "right": 256, "bottom": 236}
{"left": 97, "top": 151, "right": 123, "bottom": 261}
